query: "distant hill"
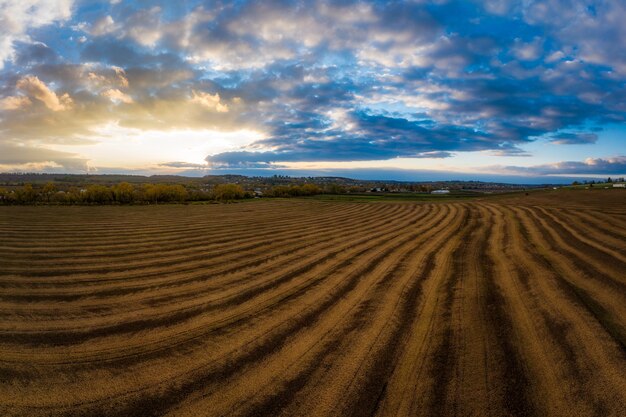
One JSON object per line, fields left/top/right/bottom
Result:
{"left": 0, "top": 172, "right": 544, "bottom": 191}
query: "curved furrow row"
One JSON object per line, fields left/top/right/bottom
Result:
{"left": 494, "top": 204, "right": 626, "bottom": 415}
{"left": 0, "top": 204, "right": 442, "bottom": 370}
{"left": 0, "top": 204, "right": 312, "bottom": 240}
{"left": 535, "top": 207, "right": 626, "bottom": 267}
{"left": 560, "top": 208, "right": 626, "bottom": 245}
{"left": 0, "top": 204, "right": 379, "bottom": 275}
{"left": 0, "top": 205, "right": 404, "bottom": 309}
{"left": 411, "top": 203, "right": 534, "bottom": 417}
{"left": 511, "top": 206, "right": 626, "bottom": 353}
{"left": 577, "top": 208, "right": 626, "bottom": 231}
{"left": 0, "top": 204, "right": 452, "bottom": 414}
{"left": 0, "top": 205, "right": 435, "bottom": 321}
{"left": 0, "top": 205, "right": 434, "bottom": 331}
{"left": 520, "top": 206, "right": 626, "bottom": 291}
{"left": 0, "top": 204, "right": 366, "bottom": 256}
{"left": 413, "top": 204, "right": 536, "bottom": 417}
{"left": 0, "top": 201, "right": 334, "bottom": 232}
{"left": 1, "top": 199, "right": 624, "bottom": 417}
{"left": 555, "top": 208, "right": 626, "bottom": 251}
{"left": 372, "top": 204, "right": 477, "bottom": 417}
{"left": 0, "top": 204, "right": 409, "bottom": 297}
{"left": 0, "top": 205, "right": 367, "bottom": 264}
{"left": 173, "top": 205, "right": 468, "bottom": 417}
{"left": 0, "top": 203, "right": 369, "bottom": 258}
{"left": 151, "top": 205, "right": 463, "bottom": 417}
{"left": 0, "top": 204, "right": 423, "bottom": 344}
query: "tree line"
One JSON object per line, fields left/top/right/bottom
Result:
{"left": 0, "top": 182, "right": 334, "bottom": 205}
{"left": 572, "top": 177, "right": 625, "bottom": 186}
{"left": 0, "top": 183, "right": 248, "bottom": 204}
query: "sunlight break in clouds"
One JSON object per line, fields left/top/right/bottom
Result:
{"left": 46, "top": 123, "right": 265, "bottom": 170}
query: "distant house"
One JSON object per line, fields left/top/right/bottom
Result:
{"left": 431, "top": 189, "right": 450, "bottom": 194}
{"left": 613, "top": 183, "right": 625, "bottom": 188}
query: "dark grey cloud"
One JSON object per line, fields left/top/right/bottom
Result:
{"left": 207, "top": 111, "right": 504, "bottom": 167}
{"left": 81, "top": 38, "right": 186, "bottom": 69}
{"left": 0, "top": 141, "right": 88, "bottom": 171}
{"left": 15, "top": 42, "right": 60, "bottom": 66}
{"left": 495, "top": 157, "right": 626, "bottom": 176}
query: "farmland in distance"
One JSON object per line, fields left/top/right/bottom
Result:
{"left": 0, "top": 189, "right": 625, "bottom": 417}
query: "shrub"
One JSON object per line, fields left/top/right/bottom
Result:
{"left": 144, "top": 184, "right": 188, "bottom": 203}
{"left": 112, "top": 182, "right": 135, "bottom": 204}
{"left": 212, "top": 184, "right": 245, "bottom": 201}
{"left": 14, "top": 184, "right": 37, "bottom": 203}
{"left": 84, "top": 185, "right": 113, "bottom": 204}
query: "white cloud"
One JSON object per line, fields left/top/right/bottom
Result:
{"left": 89, "top": 15, "right": 116, "bottom": 36}
{"left": 545, "top": 50, "right": 565, "bottom": 63}
{"left": 520, "top": 1, "right": 626, "bottom": 75}
{"left": 0, "top": 95, "right": 31, "bottom": 110}
{"left": 512, "top": 37, "right": 543, "bottom": 61}
{"left": 72, "top": 6, "right": 163, "bottom": 47}
{"left": 483, "top": 0, "right": 516, "bottom": 15}
{"left": 0, "top": 0, "right": 74, "bottom": 68}
{"left": 87, "top": 66, "right": 129, "bottom": 89}
{"left": 191, "top": 90, "right": 229, "bottom": 113}
{"left": 16, "top": 75, "right": 72, "bottom": 111}
{"left": 113, "top": 66, "right": 129, "bottom": 87}
{"left": 102, "top": 88, "right": 133, "bottom": 104}
{"left": 125, "top": 7, "right": 162, "bottom": 46}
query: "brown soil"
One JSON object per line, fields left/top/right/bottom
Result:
{"left": 0, "top": 190, "right": 625, "bottom": 417}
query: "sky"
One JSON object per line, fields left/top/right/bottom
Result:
{"left": 0, "top": 0, "right": 625, "bottom": 183}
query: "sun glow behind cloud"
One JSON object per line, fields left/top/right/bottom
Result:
{"left": 49, "top": 123, "right": 264, "bottom": 170}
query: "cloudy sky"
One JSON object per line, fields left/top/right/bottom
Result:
{"left": 0, "top": 0, "right": 625, "bottom": 182}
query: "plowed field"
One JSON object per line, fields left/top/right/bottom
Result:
{"left": 1, "top": 190, "right": 625, "bottom": 417}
